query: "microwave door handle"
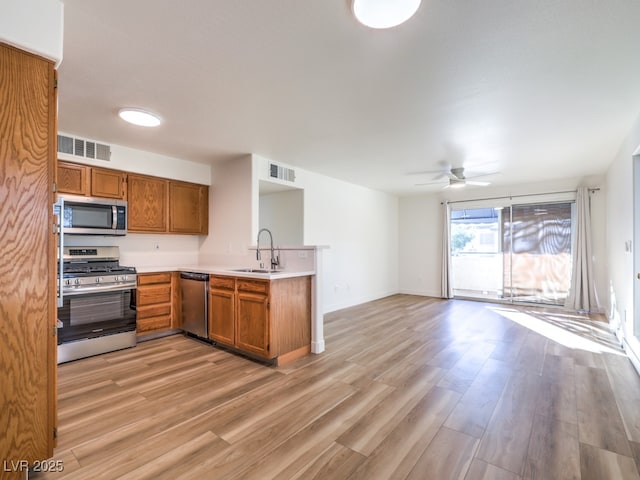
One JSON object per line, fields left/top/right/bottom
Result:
{"left": 112, "top": 205, "right": 117, "bottom": 229}
{"left": 54, "top": 197, "right": 64, "bottom": 308}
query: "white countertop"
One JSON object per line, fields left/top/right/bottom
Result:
{"left": 135, "top": 265, "right": 314, "bottom": 280}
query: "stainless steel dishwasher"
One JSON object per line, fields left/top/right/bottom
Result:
{"left": 180, "top": 272, "right": 209, "bottom": 339}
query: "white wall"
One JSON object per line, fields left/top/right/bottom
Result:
{"left": 259, "top": 189, "right": 304, "bottom": 245}
{"left": 198, "top": 155, "right": 254, "bottom": 266}
{"left": 253, "top": 155, "right": 399, "bottom": 313}
{"left": 605, "top": 113, "right": 640, "bottom": 344}
{"left": 58, "top": 135, "right": 211, "bottom": 185}
{"left": 1, "top": 0, "right": 64, "bottom": 66}
{"left": 64, "top": 234, "right": 200, "bottom": 268}
{"left": 399, "top": 195, "right": 442, "bottom": 297}
{"left": 399, "top": 176, "right": 608, "bottom": 306}
{"left": 305, "top": 173, "right": 399, "bottom": 312}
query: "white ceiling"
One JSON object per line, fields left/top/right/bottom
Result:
{"left": 58, "top": 0, "right": 640, "bottom": 195}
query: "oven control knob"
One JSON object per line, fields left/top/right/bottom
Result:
{"left": 96, "top": 277, "right": 102, "bottom": 283}
{"left": 74, "top": 278, "right": 80, "bottom": 285}
{"left": 114, "top": 276, "right": 120, "bottom": 282}
{"left": 64, "top": 279, "right": 71, "bottom": 286}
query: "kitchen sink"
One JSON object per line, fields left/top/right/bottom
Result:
{"left": 229, "top": 268, "right": 279, "bottom": 274}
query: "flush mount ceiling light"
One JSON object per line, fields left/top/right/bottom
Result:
{"left": 118, "top": 108, "right": 161, "bottom": 127}
{"left": 352, "top": 0, "right": 421, "bottom": 29}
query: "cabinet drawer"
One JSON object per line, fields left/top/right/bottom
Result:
{"left": 137, "top": 315, "right": 172, "bottom": 332}
{"left": 138, "top": 285, "right": 171, "bottom": 305}
{"left": 137, "top": 303, "right": 171, "bottom": 319}
{"left": 237, "top": 279, "right": 269, "bottom": 294}
{"left": 210, "top": 275, "right": 235, "bottom": 290}
{"left": 138, "top": 273, "right": 172, "bottom": 285}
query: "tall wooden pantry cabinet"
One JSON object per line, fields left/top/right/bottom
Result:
{"left": 0, "top": 42, "right": 58, "bottom": 475}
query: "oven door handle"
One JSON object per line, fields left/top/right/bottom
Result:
{"left": 63, "top": 284, "right": 137, "bottom": 295}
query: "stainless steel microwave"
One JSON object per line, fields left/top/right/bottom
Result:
{"left": 58, "top": 194, "right": 127, "bottom": 235}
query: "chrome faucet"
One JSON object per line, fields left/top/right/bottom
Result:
{"left": 256, "top": 228, "right": 279, "bottom": 270}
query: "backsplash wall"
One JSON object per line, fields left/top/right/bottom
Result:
{"left": 64, "top": 234, "right": 201, "bottom": 268}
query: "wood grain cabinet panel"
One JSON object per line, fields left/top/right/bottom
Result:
{"left": 91, "top": 167, "right": 126, "bottom": 199}
{"left": 127, "top": 176, "right": 208, "bottom": 235}
{"left": 236, "top": 290, "right": 271, "bottom": 358}
{"left": 136, "top": 272, "right": 174, "bottom": 335}
{"left": 127, "top": 174, "right": 168, "bottom": 232}
{"left": 209, "top": 285, "right": 236, "bottom": 346}
{"left": 0, "top": 42, "right": 57, "bottom": 466}
{"left": 207, "top": 274, "right": 311, "bottom": 364}
{"left": 169, "top": 181, "right": 208, "bottom": 234}
{"left": 57, "top": 161, "right": 127, "bottom": 199}
{"left": 57, "top": 161, "right": 89, "bottom": 195}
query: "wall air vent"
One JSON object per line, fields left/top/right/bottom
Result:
{"left": 269, "top": 163, "right": 296, "bottom": 183}
{"left": 57, "top": 134, "right": 111, "bottom": 161}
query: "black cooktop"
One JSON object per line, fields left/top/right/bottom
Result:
{"left": 61, "top": 262, "right": 136, "bottom": 275}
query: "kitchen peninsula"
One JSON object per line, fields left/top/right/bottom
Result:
{"left": 133, "top": 245, "right": 326, "bottom": 366}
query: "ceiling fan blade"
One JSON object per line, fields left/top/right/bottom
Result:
{"left": 465, "top": 171, "right": 499, "bottom": 179}
{"left": 466, "top": 180, "right": 491, "bottom": 186}
{"left": 406, "top": 169, "right": 448, "bottom": 176}
{"left": 415, "top": 181, "right": 446, "bottom": 186}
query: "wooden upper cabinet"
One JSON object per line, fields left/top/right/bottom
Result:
{"left": 169, "top": 181, "right": 209, "bottom": 234}
{"left": 57, "top": 161, "right": 89, "bottom": 195}
{"left": 57, "top": 161, "right": 208, "bottom": 235}
{"left": 127, "top": 174, "right": 168, "bottom": 232}
{"left": 91, "top": 167, "right": 126, "bottom": 199}
{"left": 57, "top": 161, "right": 126, "bottom": 199}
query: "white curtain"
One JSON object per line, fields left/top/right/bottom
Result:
{"left": 441, "top": 202, "right": 453, "bottom": 299}
{"left": 565, "top": 187, "right": 599, "bottom": 312}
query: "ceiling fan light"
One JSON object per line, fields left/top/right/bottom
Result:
{"left": 449, "top": 181, "right": 466, "bottom": 189}
{"left": 118, "top": 108, "right": 161, "bottom": 127}
{"left": 352, "top": 0, "right": 421, "bottom": 29}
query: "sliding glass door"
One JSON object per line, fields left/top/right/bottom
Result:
{"left": 451, "top": 201, "right": 574, "bottom": 306}
{"left": 451, "top": 208, "right": 503, "bottom": 300}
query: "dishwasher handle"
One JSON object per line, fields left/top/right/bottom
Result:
{"left": 180, "top": 272, "right": 209, "bottom": 282}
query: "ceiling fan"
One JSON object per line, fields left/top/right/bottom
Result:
{"left": 413, "top": 166, "right": 494, "bottom": 189}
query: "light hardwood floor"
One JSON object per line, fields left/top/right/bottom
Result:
{"left": 32, "top": 296, "right": 640, "bottom": 479}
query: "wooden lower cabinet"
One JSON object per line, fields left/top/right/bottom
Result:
{"left": 236, "top": 291, "right": 270, "bottom": 357}
{"left": 208, "top": 275, "right": 311, "bottom": 364}
{"left": 136, "top": 272, "right": 179, "bottom": 335}
{"left": 209, "top": 287, "right": 235, "bottom": 345}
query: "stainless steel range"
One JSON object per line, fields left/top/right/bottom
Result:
{"left": 57, "top": 246, "right": 137, "bottom": 363}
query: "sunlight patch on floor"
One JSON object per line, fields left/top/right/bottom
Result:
{"left": 488, "top": 306, "right": 624, "bottom": 355}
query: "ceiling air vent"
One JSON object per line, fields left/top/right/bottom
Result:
{"left": 57, "top": 134, "right": 111, "bottom": 161}
{"left": 269, "top": 163, "right": 296, "bottom": 183}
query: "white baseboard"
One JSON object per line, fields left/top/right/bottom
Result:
{"left": 624, "top": 338, "right": 640, "bottom": 376}
{"left": 311, "top": 340, "right": 325, "bottom": 354}
{"left": 398, "top": 288, "right": 442, "bottom": 298}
